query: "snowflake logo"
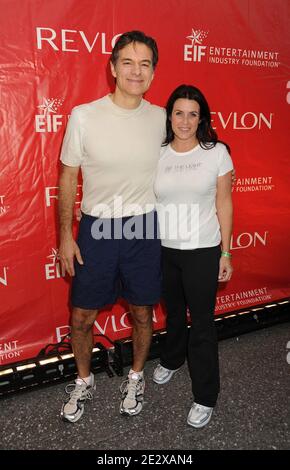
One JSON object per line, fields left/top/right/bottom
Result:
{"left": 37, "top": 98, "right": 64, "bottom": 116}
{"left": 47, "top": 248, "right": 59, "bottom": 264}
{"left": 186, "top": 29, "right": 208, "bottom": 45}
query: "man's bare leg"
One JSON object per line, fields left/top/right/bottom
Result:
{"left": 129, "top": 304, "right": 153, "bottom": 372}
{"left": 119, "top": 304, "right": 153, "bottom": 415}
{"left": 61, "top": 307, "right": 98, "bottom": 422}
{"left": 71, "top": 307, "right": 98, "bottom": 378}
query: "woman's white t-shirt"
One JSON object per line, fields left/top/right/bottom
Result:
{"left": 154, "top": 142, "right": 233, "bottom": 249}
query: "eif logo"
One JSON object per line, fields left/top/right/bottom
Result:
{"left": 184, "top": 29, "right": 208, "bottom": 62}
{"left": 35, "top": 97, "right": 65, "bottom": 133}
{"left": 45, "top": 248, "right": 65, "bottom": 280}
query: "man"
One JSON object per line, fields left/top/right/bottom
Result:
{"left": 58, "top": 31, "right": 166, "bottom": 422}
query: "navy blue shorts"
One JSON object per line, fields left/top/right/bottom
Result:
{"left": 71, "top": 211, "right": 161, "bottom": 309}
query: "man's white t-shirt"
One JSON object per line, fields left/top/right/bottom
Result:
{"left": 154, "top": 142, "right": 233, "bottom": 249}
{"left": 60, "top": 95, "right": 166, "bottom": 218}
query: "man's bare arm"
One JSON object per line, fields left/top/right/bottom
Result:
{"left": 58, "top": 163, "right": 83, "bottom": 276}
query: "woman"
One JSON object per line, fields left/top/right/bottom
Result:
{"left": 153, "top": 84, "right": 233, "bottom": 428}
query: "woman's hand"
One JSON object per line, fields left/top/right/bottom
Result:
{"left": 218, "top": 256, "right": 233, "bottom": 282}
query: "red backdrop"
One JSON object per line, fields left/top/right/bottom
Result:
{"left": 1, "top": 0, "right": 290, "bottom": 365}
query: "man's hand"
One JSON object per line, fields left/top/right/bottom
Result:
{"left": 59, "top": 237, "right": 84, "bottom": 276}
{"left": 75, "top": 207, "right": 82, "bottom": 222}
{"left": 58, "top": 164, "right": 81, "bottom": 276}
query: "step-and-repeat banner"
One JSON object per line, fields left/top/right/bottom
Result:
{"left": 1, "top": 0, "right": 290, "bottom": 365}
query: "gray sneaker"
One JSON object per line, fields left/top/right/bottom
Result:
{"left": 120, "top": 373, "right": 145, "bottom": 416}
{"left": 153, "top": 364, "right": 180, "bottom": 384}
{"left": 61, "top": 373, "right": 95, "bottom": 423}
{"left": 187, "top": 402, "right": 213, "bottom": 428}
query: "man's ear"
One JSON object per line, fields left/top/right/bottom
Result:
{"left": 110, "top": 61, "right": 117, "bottom": 78}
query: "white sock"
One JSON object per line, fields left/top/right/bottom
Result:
{"left": 76, "top": 373, "right": 93, "bottom": 386}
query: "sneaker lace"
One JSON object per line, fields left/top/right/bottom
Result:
{"left": 120, "top": 377, "right": 142, "bottom": 400}
{"left": 65, "top": 382, "right": 93, "bottom": 405}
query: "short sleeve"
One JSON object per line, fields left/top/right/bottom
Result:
{"left": 218, "top": 144, "right": 234, "bottom": 176}
{"left": 60, "top": 107, "right": 83, "bottom": 167}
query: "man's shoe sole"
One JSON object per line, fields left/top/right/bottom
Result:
{"left": 120, "top": 402, "right": 143, "bottom": 416}
{"left": 60, "top": 406, "right": 84, "bottom": 423}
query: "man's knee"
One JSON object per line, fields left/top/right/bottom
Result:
{"left": 130, "top": 305, "right": 153, "bottom": 327}
{"left": 71, "top": 307, "right": 98, "bottom": 332}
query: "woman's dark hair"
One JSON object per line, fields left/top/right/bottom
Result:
{"left": 111, "top": 30, "right": 158, "bottom": 70}
{"left": 164, "top": 84, "right": 230, "bottom": 152}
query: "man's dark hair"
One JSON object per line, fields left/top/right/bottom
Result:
{"left": 111, "top": 30, "right": 158, "bottom": 69}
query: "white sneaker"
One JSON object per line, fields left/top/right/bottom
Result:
{"left": 187, "top": 402, "right": 213, "bottom": 428}
{"left": 61, "top": 373, "right": 95, "bottom": 423}
{"left": 120, "top": 372, "right": 145, "bottom": 416}
{"left": 153, "top": 364, "right": 180, "bottom": 384}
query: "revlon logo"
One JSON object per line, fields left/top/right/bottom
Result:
{"left": 211, "top": 112, "right": 273, "bottom": 130}
{"left": 230, "top": 232, "right": 268, "bottom": 250}
{"left": 45, "top": 186, "right": 82, "bottom": 207}
{"left": 36, "top": 28, "right": 122, "bottom": 54}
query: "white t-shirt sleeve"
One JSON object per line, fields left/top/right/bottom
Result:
{"left": 218, "top": 144, "right": 234, "bottom": 176}
{"left": 60, "top": 107, "right": 83, "bottom": 167}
